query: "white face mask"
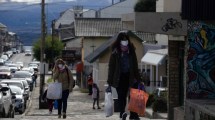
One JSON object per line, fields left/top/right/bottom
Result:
{"left": 58, "top": 64, "right": 63, "bottom": 69}
{"left": 121, "top": 40, "right": 128, "bottom": 46}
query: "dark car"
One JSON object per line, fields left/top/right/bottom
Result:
{"left": 0, "top": 83, "right": 15, "bottom": 118}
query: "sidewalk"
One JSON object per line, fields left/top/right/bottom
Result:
{"left": 18, "top": 76, "right": 167, "bottom": 120}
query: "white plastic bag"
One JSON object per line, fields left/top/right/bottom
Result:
{"left": 46, "top": 82, "right": 62, "bottom": 99}
{"left": 104, "top": 91, "right": 114, "bottom": 117}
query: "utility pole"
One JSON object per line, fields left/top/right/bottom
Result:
{"left": 39, "top": 0, "right": 46, "bottom": 109}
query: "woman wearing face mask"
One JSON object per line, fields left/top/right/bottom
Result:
{"left": 107, "top": 32, "right": 141, "bottom": 120}
{"left": 53, "top": 59, "right": 74, "bottom": 119}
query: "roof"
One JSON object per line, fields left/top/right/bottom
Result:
{"left": 0, "top": 23, "right": 6, "bottom": 28}
{"left": 75, "top": 18, "right": 121, "bottom": 37}
{"left": 85, "top": 30, "right": 143, "bottom": 63}
{"left": 141, "top": 49, "right": 168, "bottom": 66}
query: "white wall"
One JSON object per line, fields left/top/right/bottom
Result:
{"left": 100, "top": 0, "right": 138, "bottom": 18}
{"left": 83, "top": 9, "right": 96, "bottom": 18}
{"left": 156, "top": 0, "right": 181, "bottom": 12}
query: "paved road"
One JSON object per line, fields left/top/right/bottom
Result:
{"left": 10, "top": 53, "right": 33, "bottom": 67}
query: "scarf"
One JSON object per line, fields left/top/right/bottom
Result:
{"left": 120, "top": 44, "right": 129, "bottom": 52}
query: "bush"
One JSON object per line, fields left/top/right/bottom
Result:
{"left": 146, "top": 94, "right": 155, "bottom": 107}
{"left": 46, "top": 77, "right": 54, "bottom": 83}
{"left": 152, "top": 97, "right": 167, "bottom": 112}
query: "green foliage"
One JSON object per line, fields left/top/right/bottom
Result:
{"left": 32, "top": 35, "right": 64, "bottom": 63}
{"left": 146, "top": 93, "right": 155, "bottom": 107}
{"left": 152, "top": 97, "right": 167, "bottom": 112}
{"left": 134, "top": 0, "right": 156, "bottom": 12}
{"left": 46, "top": 77, "right": 54, "bottom": 83}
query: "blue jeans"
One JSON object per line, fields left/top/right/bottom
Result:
{"left": 57, "top": 89, "right": 69, "bottom": 115}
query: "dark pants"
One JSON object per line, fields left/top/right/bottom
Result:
{"left": 88, "top": 84, "right": 92, "bottom": 95}
{"left": 47, "top": 99, "right": 54, "bottom": 112}
{"left": 116, "top": 73, "right": 139, "bottom": 119}
{"left": 58, "top": 89, "right": 69, "bottom": 115}
{"left": 93, "top": 98, "right": 100, "bottom": 107}
{"left": 116, "top": 73, "right": 130, "bottom": 118}
{"left": 33, "top": 78, "right": 37, "bottom": 87}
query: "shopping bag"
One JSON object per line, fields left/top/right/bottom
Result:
{"left": 54, "top": 100, "right": 58, "bottom": 109}
{"left": 104, "top": 87, "right": 114, "bottom": 117}
{"left": 128, "top": 88, "right": 149, "bottom": 116}
{"left": 46, "top": 82, "right": 62, "bottom": 99}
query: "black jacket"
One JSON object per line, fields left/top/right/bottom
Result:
{"left": 107, "top": 44, "right": 141, "bottom": 88}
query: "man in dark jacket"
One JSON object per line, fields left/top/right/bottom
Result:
{"left": 107, "top": 32, "right": 141, "bottom": 120}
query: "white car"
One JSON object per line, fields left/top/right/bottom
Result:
{"left": 25, "top": 50, "right": 31, "bottom": 56}
{"left": 9, "top": 85, "right": 25, "bottom": 114}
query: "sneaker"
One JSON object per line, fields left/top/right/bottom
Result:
{"left": 58, "top": 115, "right": 61, "bottom": 118}
{"left": 63, "top": 113, "right": 66, "bottom": 119}
{"left": 93, "top": 107, "right": 95, "bottom": 109}
{"left": 122, "top": 112, "right": 127, "bottom": 120}
{"left": 97, "top": 107, "right": 101, "bottom": 109}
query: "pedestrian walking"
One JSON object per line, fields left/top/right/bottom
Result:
{"left": 92, "top": 83, "right": 101, "bottom": 109}
{"left": 42, "top": 88, "right": 54, "bottom": 114}
{"left": 32, "top": 71, "right": 37, "bottom": 87}
{"left": 107, "top": 32, "right": 141, "bottom": 120}
{"left": 53, "top": 58, "right": 74, "bottom": 119}
{"left": 87, "top": 73, "right": 93, "bottom": 95}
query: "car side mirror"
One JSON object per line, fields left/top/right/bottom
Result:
{"left": 12, "top": 95, "right": 16, "bottom": 99}
{"left": 1, "top": 87, "right": 9, "bottom": 91}
{"left": 25, "top": 87, "right": 29, "bottom": 90}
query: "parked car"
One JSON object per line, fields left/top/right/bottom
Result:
{"left": 12, "top": 71, "right": 33, "bottom": 91}
{"left": 9, "top": 85, "right": 26, "bottom": 114}
{"left": 6, "top": 64, "right": 19, "bottom": 73}
{"left": 0, "top": 55, "right": 8, "bottom": 62}
{"left": 0, "top": 59, "right": 4, "bottom": 66}
{"left": 0, "top": 80, "right": 27, "bottom": 111}
{"left": 10, "top": 78, "right": 30, "bottom": 100}
{"left": 0, "top": 66, "right": 11, "bottom": 79}
{"left": 21, "top": 67, "right": 34, "bottom": 75}
{"left": 4, "top": 61, "right": 13, "bottom": 66}
{"left": 0, "top": 83, "right": 15, "bottom": 118}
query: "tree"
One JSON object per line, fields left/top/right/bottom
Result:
{"left": 32, "top": 35, "right": 64, "bottom": 63}
{"left": 134, "top": 0, "right": 156, "bottom": 12}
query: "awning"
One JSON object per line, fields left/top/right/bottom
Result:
{"left": 141, "top": 49, "right": 167, "bottom": 66}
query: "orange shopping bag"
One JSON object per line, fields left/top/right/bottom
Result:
{"left": 128, "top": 88, "right": 149, "bottom": 116}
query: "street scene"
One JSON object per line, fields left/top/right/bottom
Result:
{"left": 1, "top": 0, "right": 215, "bottom": 120}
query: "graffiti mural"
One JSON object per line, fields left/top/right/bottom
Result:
{"left": 187, "top": 21, "right": 215, "bottom": 99}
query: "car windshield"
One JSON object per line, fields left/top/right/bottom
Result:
{"left": 10, "top": 86, "right": 22, "bottom": 95}
{"left": 13, "top": 72, "right": 31, "bottom": 78}
{"left": 2, "top": 82, "right": 23, "bottom": 89}
{"left": 0, "top": 68, "right": 10, "bottom": 72}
